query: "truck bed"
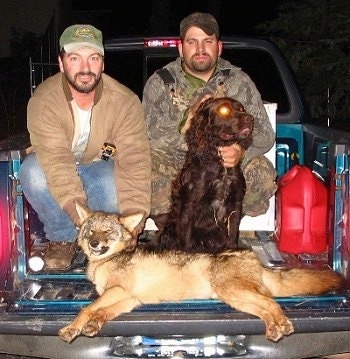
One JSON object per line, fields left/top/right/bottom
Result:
{"left": 1, "top": 35, "right": 350, "bottom": 358}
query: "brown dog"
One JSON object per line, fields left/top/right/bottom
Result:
{"left": 58, "top": 206, "right": 343, "bottom": 343}
{"left": 158, "top": 97, "right": 254, "bottom": 252}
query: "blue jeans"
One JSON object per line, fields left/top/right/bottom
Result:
{"left": 19, "top": 153, "right": 118, "bottom": 242}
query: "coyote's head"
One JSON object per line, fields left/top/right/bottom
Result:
{"left": 76, "top": 204, "right": 144, "bottom": 262}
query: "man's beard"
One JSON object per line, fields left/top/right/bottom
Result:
{"left": 65, "top": 71, "right": 101, "bottom": 93}
{"left": 190, "top": 53, "right": 214, "bottom": 73}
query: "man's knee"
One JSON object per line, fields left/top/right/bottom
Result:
{"left": 150, "top": 150, "right": 180, "bottom": 216}
{"left": 242, "top": 155, "right": 277, "bottom": 216}
{"left": 150, "top": 175, "right": 172, "bottom": 215}
{"left": 79, "top": 160, "right": 118, "bottom": 212}
{"left": 19, "top": 153, "right": 48, "bottom": 192}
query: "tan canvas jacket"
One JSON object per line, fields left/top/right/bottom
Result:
{"left": 27, "top": 72, "right": 151, "bottom": 217}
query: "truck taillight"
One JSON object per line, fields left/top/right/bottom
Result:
{"left": 0, "top": 161, "right": 11, "bottom": 288}
{"left": 144, "top": 39, "right": 180, "bottom": 48}
{"left": 0, "top": 209, "right": 2, "bottom": 263}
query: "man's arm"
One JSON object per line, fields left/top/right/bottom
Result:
{"left": 28, "top": 94, "right": 88, "bottom": 210}
{"left": 142, "top": 73, "right": 186, "bottom": 163}
{"left": 114, "top": 94, "right": 152, "bottom": 218}
{"left": 226, "top": 71, "right": 275, "bottom": 164}
{"left": 143, "top": 74, "right": 173, "bottom": 148}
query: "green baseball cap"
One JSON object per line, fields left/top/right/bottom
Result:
{"left": 59, "top": 24, "right": 104, "bottom": 56}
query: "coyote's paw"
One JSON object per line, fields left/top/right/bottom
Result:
{"left": 58, "top": 325, "right": 82, "bottom": 343}
{"left": 281, "top": 318, "right": 294, "bottom": 336}
{"left": 82, "top": 319, "right": 102, "bottom": 337}
{"left": 266, "top": 317, "right": 294, "bottom": 342}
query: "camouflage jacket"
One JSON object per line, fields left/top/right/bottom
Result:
{"left": 142, "top": 56, "right": 275, "bottom": 169}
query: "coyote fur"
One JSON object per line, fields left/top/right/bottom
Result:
{"left": 58, "top": 206, "right": 343, "bottom": 343}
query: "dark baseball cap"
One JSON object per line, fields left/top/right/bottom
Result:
{"left": 59, "top": 24, "right": 104, "bottom": 56}
{"left": 180, "top": 12, "right": 220, "bottom": 39}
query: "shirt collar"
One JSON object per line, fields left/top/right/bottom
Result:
{"left": 181, "top": 60, "right": 219, "bottom": 88}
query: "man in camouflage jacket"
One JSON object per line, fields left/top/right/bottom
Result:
{"left": 142, "top": 12, "right": 276, "bottom": 217}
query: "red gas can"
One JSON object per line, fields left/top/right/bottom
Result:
{"left": 276, "top": 165, "right": 328, "bottom": 254}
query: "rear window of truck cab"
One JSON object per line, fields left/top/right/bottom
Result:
{"left": 103, "top": 37, "right": 295, "bottom": 123}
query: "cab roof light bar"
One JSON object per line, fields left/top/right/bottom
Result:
{"left": 144, "top": 39, "right": 180, "bottom": 48}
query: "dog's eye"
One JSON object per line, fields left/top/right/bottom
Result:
{"left": 216, "top": 102, "right": 232, "bottom": 118}
{"left": 105, "top": 229, "right": 113, "bottom": 234}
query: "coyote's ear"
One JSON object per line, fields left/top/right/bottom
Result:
{"left": 120, "top": 212, "right": 144, "bottom": 233}
{"left": 75, "top": 202, "right": 93, "bottom": 223}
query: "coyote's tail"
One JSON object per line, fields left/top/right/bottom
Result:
{"left": 264, "top": 267, "right": 344, "bottom": 297}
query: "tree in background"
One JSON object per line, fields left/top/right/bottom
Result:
{"left": 258, "top": 0, "right": 350, "bottom": 130}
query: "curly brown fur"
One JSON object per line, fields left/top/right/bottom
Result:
{"left": 158, "top": 97, "right": 254, "bottom": 252}
{"left": 58, "top": 207, "right": 344, "bottom": 344}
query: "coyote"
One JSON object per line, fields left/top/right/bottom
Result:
{"left": 58, "top": 205, "right": 343, "bottom": 343}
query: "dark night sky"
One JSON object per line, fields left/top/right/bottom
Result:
{"left": 0, "top": 0, "right": 281, "bottom": 58}
{"left": 70, "top": 0, "right": 280, "bottom": 39}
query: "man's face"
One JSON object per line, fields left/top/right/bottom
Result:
{"left": 178, "top": 26, "right": 222, "bottom": 79}
{"left": 58, "top": 47, "right": 104, "bottom": 94}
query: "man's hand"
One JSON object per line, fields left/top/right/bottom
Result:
{"left": 131, "top": 216, "right": 146, "bottom": 240}
{"left": 218, "top": 143, "right": 245, "bottom": 168}
{"left": 121, "top": 209, "right": 147, "bottom": 246}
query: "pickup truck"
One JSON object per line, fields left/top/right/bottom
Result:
{"left": 0, "top": 35, "right": 349, "bottom": 359}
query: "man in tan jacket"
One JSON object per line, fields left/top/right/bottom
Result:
{"left": 19, "top": 24, "right": 151, "bottom": 271}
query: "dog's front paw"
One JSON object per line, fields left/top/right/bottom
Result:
{"left": 58, "top": 325, "right": 82, "bottom": 343}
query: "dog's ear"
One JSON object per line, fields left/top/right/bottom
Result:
{"left": 120, "top": 212, "right": 144, "bottom": 233}
{"left": 75, "top": 202, "right": 93, "bottom": 223}
{"left": 187, "top": 110, "right": 211, "bottom": 152}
